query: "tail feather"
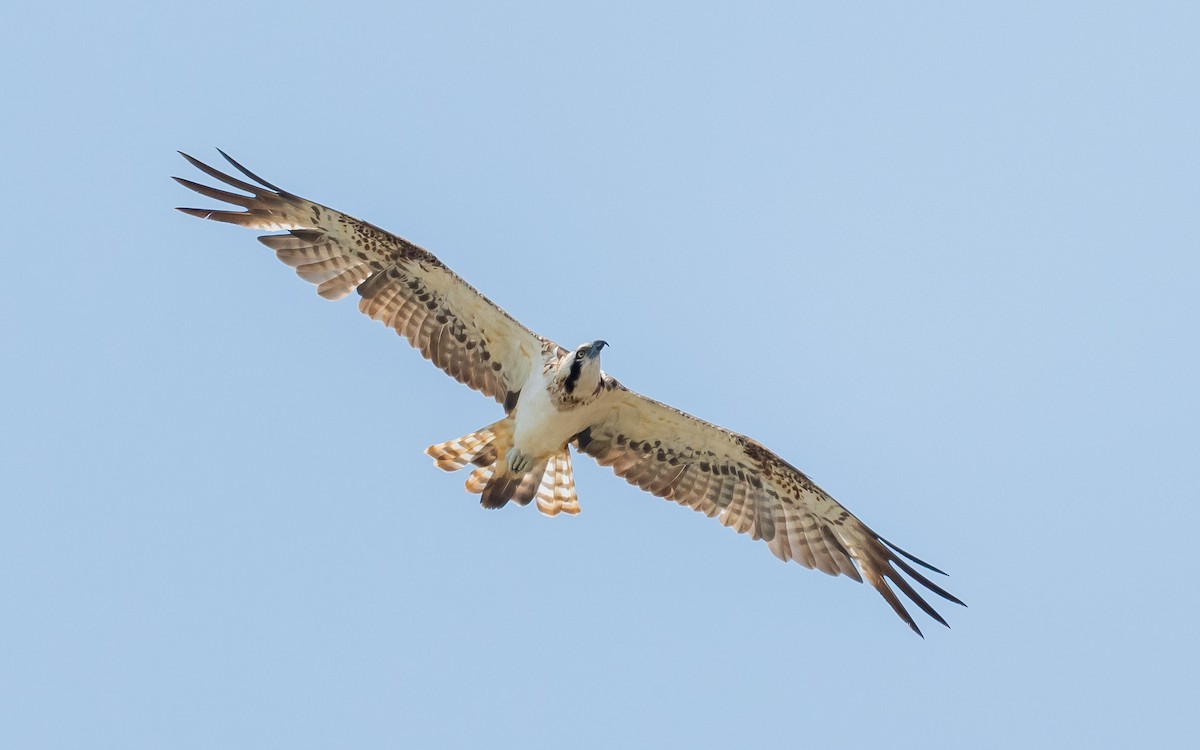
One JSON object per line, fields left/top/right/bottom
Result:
{"left": 507, "top": 460, "right": 548, "bottom": 507}
{"left": 426, "top": 422, "right": 579, "bottom": 515}
{"left": 426, "top": 428, "right": 497, "bottom": 471}
{"left": 535, "top": 451, "right": 580, "bottom": 516}
{"left": 481, "top": 473, "right": 523, "bottom": 509}
{"left": 465, "top": 462, "right": 494, "bottom": 494}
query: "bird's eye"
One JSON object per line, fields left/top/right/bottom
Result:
{"left": 575, "top": 351, "right": 586, "bottom": 360}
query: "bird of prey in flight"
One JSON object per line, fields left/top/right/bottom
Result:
{"left": 175, "top": 150, "right": 964, "bottom": 635}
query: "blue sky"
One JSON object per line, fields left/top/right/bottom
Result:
{"left": 2, "top": 2, "right": 1198, "bottom": 747}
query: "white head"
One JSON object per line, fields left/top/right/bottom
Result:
{"left": 556, "top": 339, "right": 608, "bottom": 397}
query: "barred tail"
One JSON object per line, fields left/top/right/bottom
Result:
{"left": 426, "top": 426, "right": 500, "bottom": 471}
{"left": 535, "top": 451, "right": 580, "bottom": 516}
{"left": 425, "top": 425, "right": 578, "bottom": 516}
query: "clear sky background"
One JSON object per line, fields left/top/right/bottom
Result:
{"left": 2, "top": 2, "right": 1197, "bottom": 747}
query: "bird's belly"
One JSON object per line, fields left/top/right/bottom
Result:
{"left": 511, "top": 386, "right": 592, "bottom": 458}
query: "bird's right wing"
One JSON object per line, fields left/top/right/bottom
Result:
{"left": 175, "top": 150, "right": 564, "bottom": 410}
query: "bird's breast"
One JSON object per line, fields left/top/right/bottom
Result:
{"left": 511, "top": 376, "right": 599, "bottom": 458}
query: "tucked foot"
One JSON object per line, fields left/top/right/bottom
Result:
{"left": 506, "top": 447, "right": 532, "bottom": 474}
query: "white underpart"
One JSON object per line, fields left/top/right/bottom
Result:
{"left": 509, "top": 366, "right": 606, "bottom": 468}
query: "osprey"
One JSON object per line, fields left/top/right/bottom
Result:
{"left": 175, "top": 150, "right": 964, "bottom": 636}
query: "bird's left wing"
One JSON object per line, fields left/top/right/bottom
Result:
{"left": 574, "top": 383, "right": 964, "bottom": 635}
{"left": 175, "top": 151, "right": 563, "bottom": 409}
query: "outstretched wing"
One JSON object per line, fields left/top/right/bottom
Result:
{"left": 175, "top": 150, "right": 562, "bottom": 409}
{"left": 574, "top": 384, "right": 964, "bottom": 636}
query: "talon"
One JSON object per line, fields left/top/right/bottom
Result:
{"left": 506, "top": 447, "right": 530, "bottom": 473}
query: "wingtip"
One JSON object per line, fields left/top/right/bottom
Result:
{"left": 878, "top": 535, "right": 951, "bottom": 576}
{"left": 177, "top": 150, "right": 206, "bottom": 170}
{"left": 215, "top": 148, "right": 287, "bottom": 193}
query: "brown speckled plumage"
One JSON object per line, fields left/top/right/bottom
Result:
{"left": 176, "top": 150, "right": 963, "bottom": 636}
{"left": 175, "top": 150, "right": 559, "bottom": 413}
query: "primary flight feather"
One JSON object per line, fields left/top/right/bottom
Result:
{"left": 175, "top": 150, "right": 964, "bottom": 636}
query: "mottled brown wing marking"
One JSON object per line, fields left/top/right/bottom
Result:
{"left": 176, "top": 150, "right": 561, "bottom": 412}
{"left": 355, "top": 266, "right": 507, "bottom": 399}
{"left": 574, "top": 384, "right": 963, "bottom": 636}
{"left": 177, "top": 150, "right": 963, "bottom": 636}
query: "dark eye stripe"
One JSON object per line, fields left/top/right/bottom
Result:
{"left": 564, "top": 357, "right": 583, "bottom": 394}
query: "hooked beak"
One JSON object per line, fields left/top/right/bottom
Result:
{"left": 590, "top": 340, "right": 609, "bottom": 356}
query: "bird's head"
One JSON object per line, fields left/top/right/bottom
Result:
{"left": 556, "top": 340, "right": 608, "bottom": 396}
